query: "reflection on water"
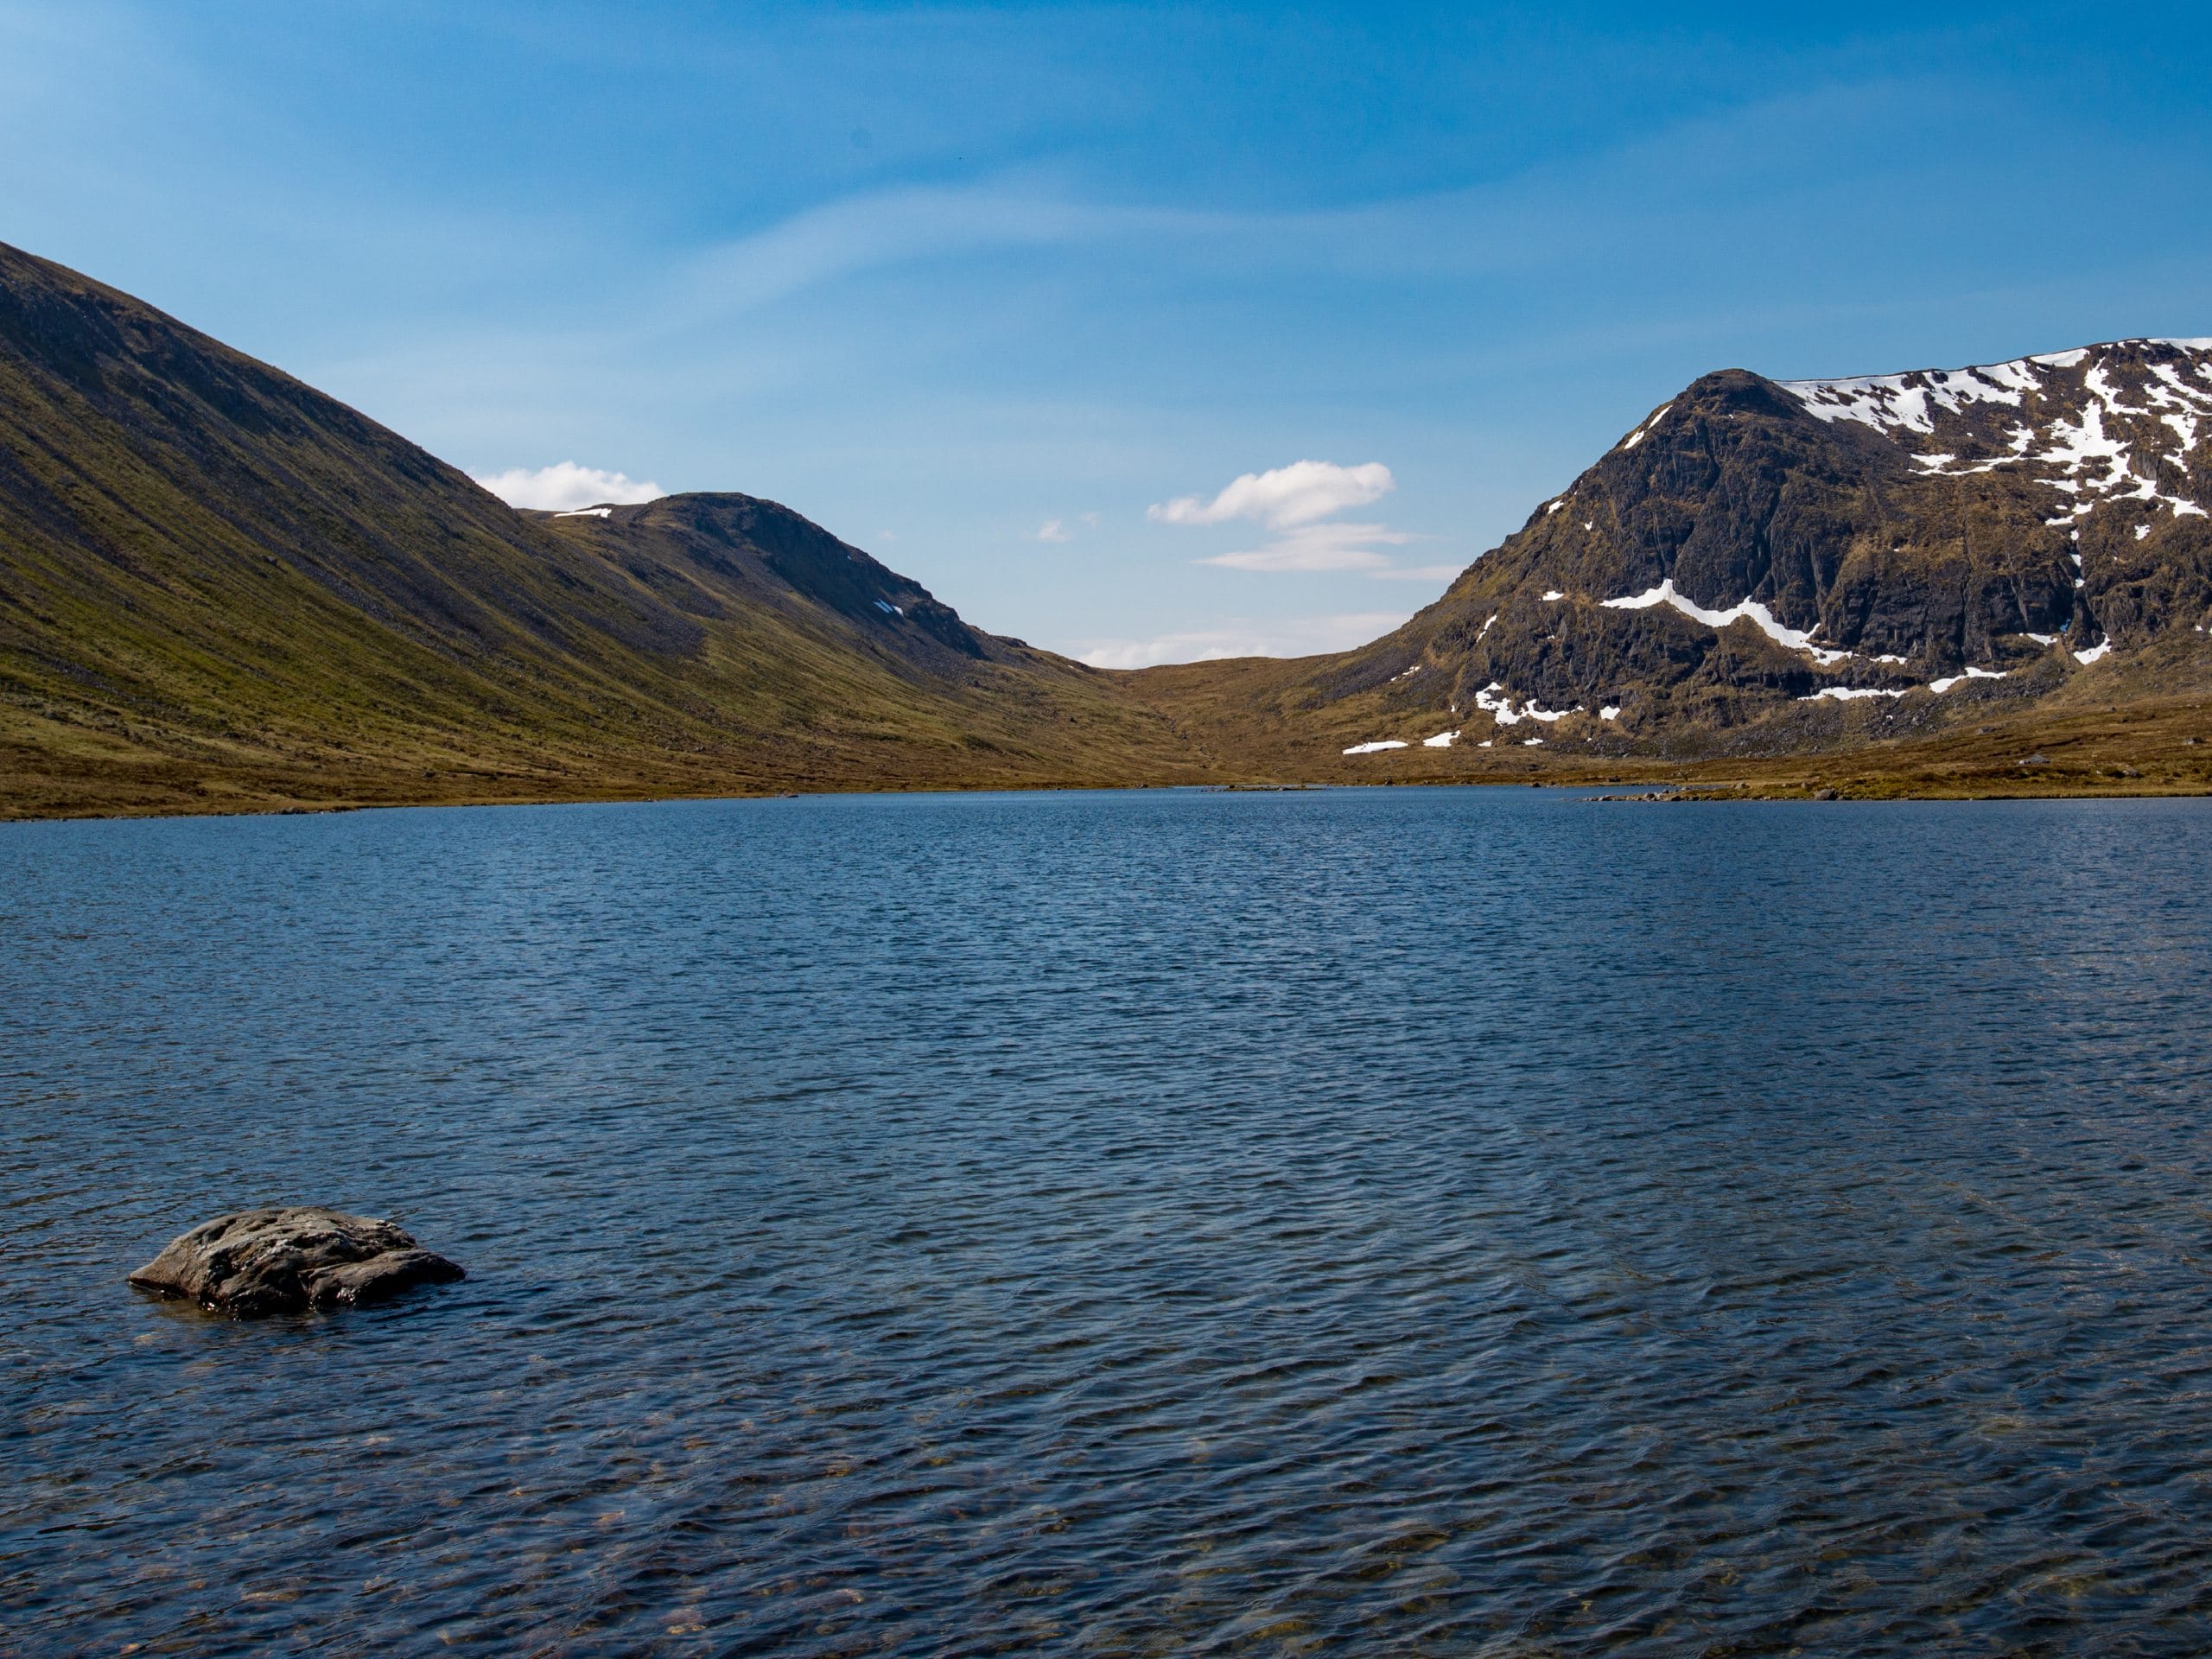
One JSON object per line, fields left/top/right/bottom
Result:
{"left": 4, "top": 788, "right": 2211, "bottom": 1655}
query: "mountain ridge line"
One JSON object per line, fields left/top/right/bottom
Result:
{"left": 2, "top": 238, "right": 2207, "bottom": 817}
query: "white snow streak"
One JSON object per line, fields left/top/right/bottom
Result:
{"left": 1472, "top": 681, "right": 1581, "bottom": 728}
{"left": 1599, "top": 578, "right": 1848, "bottom": 664}
{"left": 1621, "top": 404, "right": 1671, "bottom": 450}
{"left": 1928, "top": 667, "right": 2007, "bottom": 694}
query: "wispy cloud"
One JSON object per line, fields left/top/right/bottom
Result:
{"left": 1078, "top": 610, "right": 1413, "bottom": 669}
{"left": 1036, "top": 517, "right": 1073, "bottom": 542}
{"left": 472, "top": 461, "right": 663, "bottom": 511}
{"left": 1198, "top": 521, "right": 1414, "bottom": 572}
{"left": 670, "top": 180, "right": 1209, "bottom": 323}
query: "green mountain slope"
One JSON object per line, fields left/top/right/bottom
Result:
{"left": 0, "top": 241, "right": 1205, "bottom": 815}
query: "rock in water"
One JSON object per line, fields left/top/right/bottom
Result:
{"left": 128, "top": 1207, "right": 464, "bottom": 1317}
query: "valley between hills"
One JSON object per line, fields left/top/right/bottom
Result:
{"left": 3, "top": 238, "right": 2209, "bottom": 820}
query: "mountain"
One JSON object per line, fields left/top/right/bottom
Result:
{"left": 0, "top": 241, "right": 1205, "bottom": 815}
{"left": 1223, "top": 340, "right": 2212, "bottom": 780}
{"left": 3, "top": 233, "right": 2208, "bottom": 817}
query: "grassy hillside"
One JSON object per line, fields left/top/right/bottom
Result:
{"left": 0, "top": 241, "right": 1220, "bottom": 816}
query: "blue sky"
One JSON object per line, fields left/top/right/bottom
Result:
{"left": 4, "top": 2, "right": 2209, "bottom": 664}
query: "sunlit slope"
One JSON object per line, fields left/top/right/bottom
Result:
{"left": 0, "top": 241, "right": 1204, "bottom": 815}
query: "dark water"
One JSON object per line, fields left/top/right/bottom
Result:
{"left": 4, "top": 788, "right": 2212, "bottom": 1656}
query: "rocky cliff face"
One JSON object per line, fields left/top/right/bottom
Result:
{"left": 1342, "top": 340, "right": 2212, "bottom": 744}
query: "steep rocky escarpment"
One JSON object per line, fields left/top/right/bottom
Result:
{"left": 1319, "top": 340, "right": 2212, "bottom": 753}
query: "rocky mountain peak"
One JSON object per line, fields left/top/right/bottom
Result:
{"left": 1337, "top": 337, "right": 2212, "bottom": 751}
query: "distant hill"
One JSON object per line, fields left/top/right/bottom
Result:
{"left": 0, "top": 241, "right": 1203, "bottom": 815}
{"left": 1, "top": 237, "right": 2206, "bottom": 814}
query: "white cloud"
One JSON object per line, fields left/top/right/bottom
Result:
{"left": 1077, "top": 610, "right": 1412, "bottom": 669}
{"left": 1198, "top": 521, "right": 1414, "bottom": 572}
{"left": 1036, "top": 518, "right": 1073, "bottom": 542}
{"left": 1147, "top": 459, "right": 1439, "bottom": 577}
{"left": 472, "top": 461, "right": 664, "bottom": 511}
{"left": 1149, "top": 460, "right": 1395, "bottom": 529}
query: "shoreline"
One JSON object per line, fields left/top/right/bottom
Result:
{"left": 6, "top": 766, "right": 2210, "bottom": 826}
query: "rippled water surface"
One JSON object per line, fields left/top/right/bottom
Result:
{"left": 6, "top": 788, "right": 2212, "bottom": 1656}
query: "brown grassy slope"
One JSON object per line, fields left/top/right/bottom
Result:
{"left": 1122, "top": 631, "right": 2212, "bottom": 798}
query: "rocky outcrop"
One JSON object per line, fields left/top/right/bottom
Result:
{"left": 1349, "top": 339, "right": 2212, "bottom": 742}
{"left": 128, "top": 1207, "right": 464, "bottom": 1317}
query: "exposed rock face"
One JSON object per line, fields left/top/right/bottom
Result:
{"left": 128, "top": 1207, "right": 464, "bottom": 1317}
{"left": 1343, "top": 339, "right": 2212, "bottom": 742}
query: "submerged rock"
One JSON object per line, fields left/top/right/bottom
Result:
{"left": 128, "top": 1207, "right": 464, "bottom": 1317}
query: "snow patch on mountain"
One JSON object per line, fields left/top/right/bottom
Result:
{"left": 1929, "top": 667, "right": 2007, "bottom": 694}
{"left": 1599, "top": 578, "right": 1851, "bottom": 665}
{"left": 1620, "top": 404, "right": 1672, "bottom": 451}
{"left": 1473, "top": 682, "right": 1582, "bottom": 728}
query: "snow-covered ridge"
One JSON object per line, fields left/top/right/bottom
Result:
{"left": 1782, "top": 339, "right": 2212, "bottom": 433}
{"left": 1778, "top": 339, "right": 2212, "bottom": 528}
